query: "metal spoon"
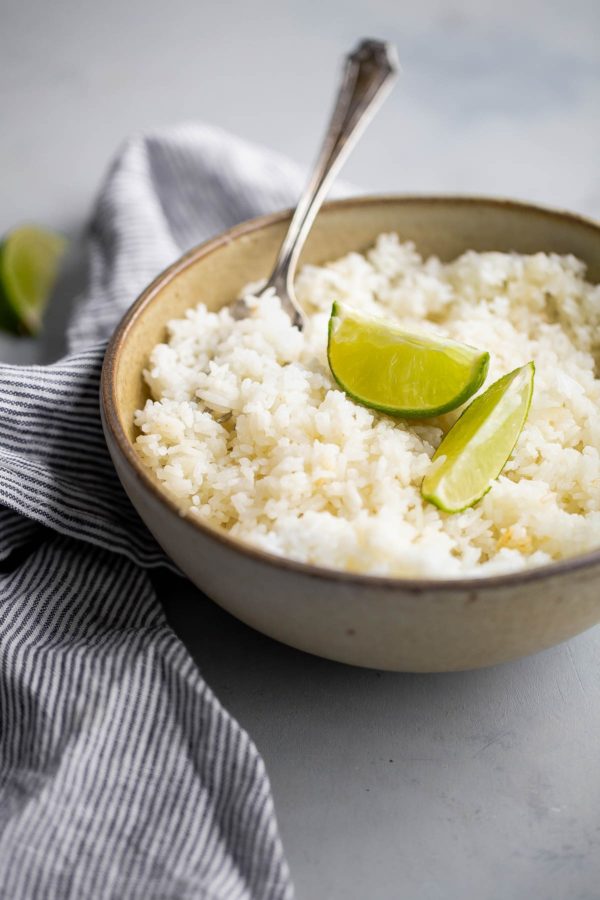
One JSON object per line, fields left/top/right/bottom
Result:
{"left": 234, "top": 38, "right": 399, "bottom": 330}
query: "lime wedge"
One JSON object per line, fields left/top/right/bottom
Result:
{"left": 0, "top": 225, "right": 67, "bottom": 335}
{"left": 327, "top": 301, "right": 490, "bottom": 417}
{"left": 422, "top": 361, "right": 535, "bottom": 513}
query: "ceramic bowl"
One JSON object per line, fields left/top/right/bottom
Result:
{"left": 100, "top": 196, "right": 600, "bottom": 672}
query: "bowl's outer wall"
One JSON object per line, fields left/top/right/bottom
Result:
{"left": 104, "top": 197, "right": 600, "bottom": 671}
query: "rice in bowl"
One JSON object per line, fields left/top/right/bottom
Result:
{"left": 134, "top": 234, "right": 600, "bottom": 578}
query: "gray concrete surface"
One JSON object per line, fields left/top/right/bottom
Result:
{"left": 2, "top": 0, "right": 600, "bottom": 897}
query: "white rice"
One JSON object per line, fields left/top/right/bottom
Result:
{"left": 134, "top": 234, "right": 600, "bottom": 578}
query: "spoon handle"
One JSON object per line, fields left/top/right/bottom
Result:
{"left": 265, "top": 39, "right": 399, "bottom": 318}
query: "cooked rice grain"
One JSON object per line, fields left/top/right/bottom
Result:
{"left": 134, "top": 234, "right": 600, "bottom": 577}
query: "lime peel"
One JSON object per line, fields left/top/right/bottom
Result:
{"left": 421, "top": 361, "right": 535, "bottom": 513}
{"left": 0, "top": 225, "right": 68, "bottom": 336}
{"left": 327, "top": 301, "right": 490, "bottom": 418}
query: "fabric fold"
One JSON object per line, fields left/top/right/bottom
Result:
{"left": 0, "top": 123, "right": 300, "bottom": 900}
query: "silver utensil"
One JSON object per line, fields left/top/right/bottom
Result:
{"left": 235, "top": 38, "right": 399, "bottom": 330}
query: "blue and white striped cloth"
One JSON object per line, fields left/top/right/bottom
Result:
{"left": 0, "top": 124, "right": 306, "bottom": 899}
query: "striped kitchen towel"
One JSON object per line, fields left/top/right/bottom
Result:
{"left": 0, "top": 124, "right": 308, "bottom": 899}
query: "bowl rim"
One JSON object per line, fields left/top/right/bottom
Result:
{"left": 101, "top": 193, "right": 600, "bottom": 593}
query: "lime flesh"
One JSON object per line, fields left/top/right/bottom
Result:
{"left": 327, "top": 301, "right": 490, "bottom": 417}
{"left": 0, "top": 225, "right": 67, "bottom": 335}
{"left": 422, "top": 361, "right": 535, "bottom": 513}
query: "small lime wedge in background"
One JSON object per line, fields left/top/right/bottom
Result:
{"left": 327, "top": 301, "right": 490, "bottom": 417}
{"left": 422, "top": 361, "right": 535, "bottom": 513}
{"left": 0, "top": 225, "right": 68, "bottom": 335}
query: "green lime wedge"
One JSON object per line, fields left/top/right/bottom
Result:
{"left": 422, "top": 361, "right": 535, "bottom": 513}
{"left": 0, "top": 225, "right": 67, "bottom": 335}
{"left": 327, "top": 301, "right": 490, "bottom": 417}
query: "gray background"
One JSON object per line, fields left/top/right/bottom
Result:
{"left": 2, "top": 0, "right": 600, "bottom": 897}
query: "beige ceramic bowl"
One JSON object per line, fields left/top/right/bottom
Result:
{"left": 101, "top": 196, "right": 600, "bottom": 672}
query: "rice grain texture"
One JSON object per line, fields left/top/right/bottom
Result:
{"left": 135, "top": 235, "right": 600, "bottom": 577}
